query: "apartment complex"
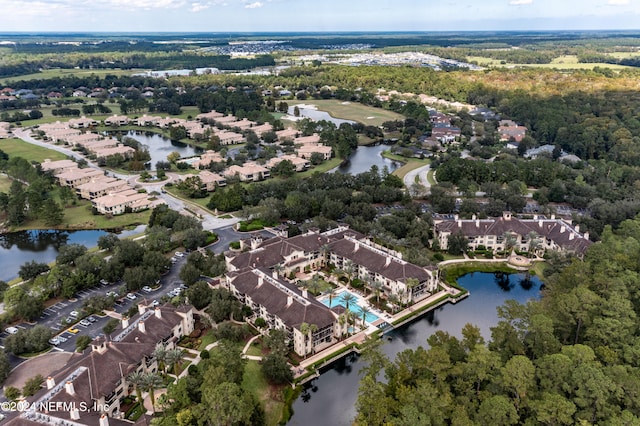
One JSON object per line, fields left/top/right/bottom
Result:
{"left": 434, "top": 211, "right": 592, "bottom": 256}
{"left": 6, "top": 303, "right": 194, "bottom": 426}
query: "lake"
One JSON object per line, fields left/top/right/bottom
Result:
{"left": 331, "top": 144, "right": 400, "bottom": 175}
{"left": 0, "top": 226, "right": 146, "bottom": 282}
{"left": 121, "top": 130, "right": 203, "bottom": 169}
{"left": 288, "top": 271, "right": 543, "bottom": 426}
{"left": 287, "top": 106, "right": 356, "bottom": 126}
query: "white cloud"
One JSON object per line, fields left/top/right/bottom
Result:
{"left": 244, "top": 1, "right": 263, "bottom": 8}
{"left": 509, "top": 0, "right": 533, "bottom": 4}
{"left": 607, "top": 0, "right": 630, "bottom": 5}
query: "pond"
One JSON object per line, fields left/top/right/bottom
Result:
{"left": 287, "top": 105, "right": 356, "bottom": 127}
{"left": 120, "top": 130, "right": 203, "bottom": 169}
{"left": 288, "top": 271, "right": 543, "bottom": 426}
{"left": 0, "top": 226, "right": 146, "bottom": 282}
{"left": 332, "top": 144, "right": 401, "bottom": 175}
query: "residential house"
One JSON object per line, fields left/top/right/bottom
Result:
{"left": 134, "top": 115, "right": 162, "bottom": 126}
{"left": 215, "top": 130, "right": 244, "bottom": 145}
{"left": 498, "top": 119, "right": 527, "bottom": 142}
{"left": 56, "top": 168, "right": 105, "bottom": 188}
{"left": 266, "top": 155, "right": 310, "bottom": 172}
{"left": 190, "top": 150, "right": 224, "bottom": 169}
{"left": 76, "top": 177, "right": 129, "bottom": 200}
{"left": 104, "top": 115, "right": 130, "bottom": 126}
{"left": 40, "top": 159, "right": 78, "bottom": 175}
{"left": 198, "top": 170, "right": 226, "bottom": 191}
{"left": 297, "top": 144, "right": 332, "bottom": 161}
{"left": 92, "top": 189, "right": 155, "bottom": 215}
{"left": 276, "top": 128, "right": 299, "bottom": 142}
{"left": 224, "top": 163, "right": 269, "bottom": 182}
{"left": 68, "top": 116, "right": 98, "bottom": 129}
{"left": 92, "top": 145, "right": 135, "bottom": 161}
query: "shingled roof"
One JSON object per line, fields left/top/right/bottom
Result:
{"left": 229, "top": 268, "right": 336, "bottom": 330}
{"left": 435, "top": 215, "right": 592, "bottom": 255}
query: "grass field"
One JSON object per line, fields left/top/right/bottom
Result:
{"left": 467, "top": 54, "right": 634, "bottom": 70}
{"left": 10, "top": 197, "right": 152, "bottom": 231}
{"left": 0, "top": 68, "right": 144, "bottom": 85}
{"left": 392, "top": 160, "right": 427, "bottom": 180}
{"left": 290, "top": 99, "right": 404, "bottom": 126}
{"left": 242, "top": 360, "right": 284, "bottom": 426}
{"left": 0, "top": 175, "right": 13, "bottom": 193}
{"left": 0, "top": 137, "right": 67, "bottom": 162}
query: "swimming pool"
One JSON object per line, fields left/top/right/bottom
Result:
{"left": 321, "top": 290, "right": 380, "bottom": 324}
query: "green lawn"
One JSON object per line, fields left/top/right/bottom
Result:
{"left": 0, "top": 175, "right": 13, "bottom": 193}
{"left": 392, "top": 160, "right": 429, "bottom": 180}
{"left": 290, "top": 99, "right": 405, "bottom": 126}
{"left": 297, "top": 157, "right": 342, "bottom": 177}
{"left": 0, "top": 68, "right": 144, "bottom": 85}
{"left": 242, "top": 360, "right": 284, "bottom": 426}
{"left": 0, "top": 138, "right": 68, "bottom": 162}
{"left": 9, "top": 197, "right": 151, "bottom": 231}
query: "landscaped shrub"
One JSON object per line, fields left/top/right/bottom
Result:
{"left": 351, "top": 278, "right": 364, "bottom": 290}
{"left": 432, "top": 253, "right": 445, "bottom": 261}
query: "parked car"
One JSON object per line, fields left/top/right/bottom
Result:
{"left": 5, "top": 327, "right": 18, "bottom": 335}
{"left": 57, "top": 336, "right": 68, "bottom": 343}
{"left": 106, "top": 291, "right": 119, "bottom": 298}
{"left": 86, "top": 316, "right": 97, "bottom": 323}
{"left": 49, "top": 337, "right": 60, "bottom": 345}
{"left": 67, "top": 327, "right": 80, "bottom": 334}
{"left": 151, "top": 300, "right": 159, "bottom": 307}
{"left": 142, "top": 286, "right": 152, "bottom": 293}
{"left": 127, "top": 293, "right": 137, "bottom": 300}
{"left": 69, "top": 311, "right": 79, "bottom": 318}
{"left": 79, "top": 319, "right": 91, "bottom": 327}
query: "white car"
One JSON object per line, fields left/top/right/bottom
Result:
{"left": 69, "top": 311, "right": 79, "bottom": 318}
{"left": 57, "top": 336, "right": 68, "bottom": 343}
{"left": 49, "top": 337, "right": 60, "bottom": 345}
{"left": 142, "top": 286, "right": 153, "bottom": 293}
{"left": 5, "top": 326, "right": 19, "bottom": 335}
{"left": 79, "top": 319, "right": 91, "bottom": 327}
{"left": 151, "top": 300, "right": 159, "bottom": 307}
{"left": 126, "top": 293, "right": 137, "bottom": 300}
{"left": 175, "top": 251, "right": 184, "bottom": 257}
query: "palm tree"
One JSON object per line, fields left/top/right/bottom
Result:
{"left": 272, "top": 264, "right": 284, "bottom": 278}
{"left": 127, "top": 371, "right": 146, "bottom": 407}
{"left": 309, "top": 324, "right": 318, "bottom": 351}
{"left": 164, "top": 348, "right": 184, "bottom": 375}
{"left": 502, "top": 231, "right": 518, "bottom": 254}
{"left": 338, "top": 314, "right": 347, "bottom": 339}
{"left": 388, "top": 294, "right": 400, "bottom": 314}
{"left": 304, "top": 275, "right": 322, "bottom": 296}
{"left": 299, "top": 322, "right": 310, "bottom": 356}
{"left": 526, "top": 231, "right": 541, "bottom": 258}
{"left": 371, "top": 280, "right": 383, "bottom": 304}
{"left": 142, "top": 372, "right": 164, "bottom": 412}
{"left": 342, "top": 292, "right": 356, "bottom": 311}
{"left": 342, "top": 260, "right": 355, "bottom": 286}
{"left": 152, "top": 345, "right": 168, "bottom": 374}
{"left": 359, "top": 305, "right": 371, "bottom": 328}
{"left": 319, "top": 244, "right": 331, "bottom": 265}
{"left": 327, "top": 286, "right": 337, "bottom": 307}
{"left": 405, "top": 278, "right": 419, "bottom": 302}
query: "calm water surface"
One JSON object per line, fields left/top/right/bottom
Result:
{"left": 0, "top": 226, "right": 146, "bottom": 281}
{"left": 123, "top": 131, "right": 203, "bottom": 169}
{"left": 289, "top": 272, "right": 542, "bottom": 426}
{"left": 332, "top": 144, "right": 400, "bottom": 175}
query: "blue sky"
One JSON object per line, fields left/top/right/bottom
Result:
{"left": 0, "top": 0, "right": 638, "bottom": 33}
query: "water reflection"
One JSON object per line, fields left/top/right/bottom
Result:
{"left": 289, "top": 272, "right": 542, "bottom": 426}
{"left": 332, "top": 144, "right": 400, "bottom": 175}
{"left": 118, "top": 130, "right": 203, "bottom": 168}
{"left": 0, "top": 226, "right": 145, "bottom": 281}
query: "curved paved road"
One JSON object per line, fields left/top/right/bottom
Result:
{"left": 403, "top": 164, "right": 432, "bottom": 194}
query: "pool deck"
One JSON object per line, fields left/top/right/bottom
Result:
{"left": 294, "top": 280, "right": 465, "bottom": 382}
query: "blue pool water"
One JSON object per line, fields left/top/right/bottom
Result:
{"left": 321, "top": 291, "right": 380, "bottom": 324}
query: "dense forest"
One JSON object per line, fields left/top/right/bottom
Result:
{"left": 356, "top": 215, "right": 640, "bottom": 425}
